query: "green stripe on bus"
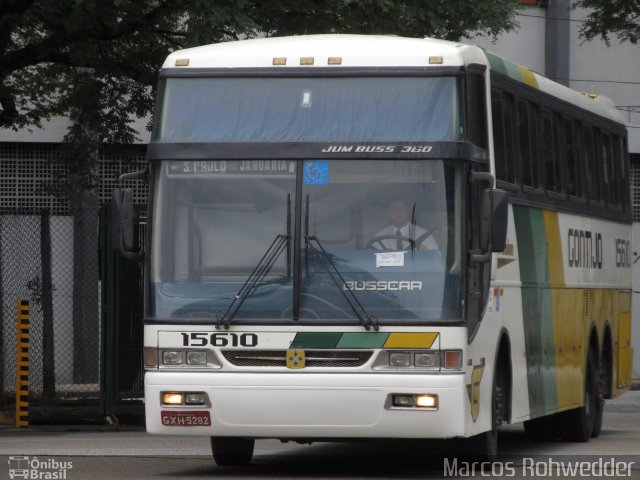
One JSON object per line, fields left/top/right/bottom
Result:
{"left": 485, "top": 51, "right": 510, "bottom": 77}
{"left": 290, "top": 332, "right": 343, "bottom": 348}
{"left": 336, "top": 333, "right": 389, "bottom": 349}
{"left": 486, "top": 51, "right": 522, "bottom": 82}
{"left": 513, "top": 205, "right": 558, "bottom": 416}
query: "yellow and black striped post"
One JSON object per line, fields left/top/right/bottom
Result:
{"left": 15, "top": 300, "right": 29, "bottom": 428}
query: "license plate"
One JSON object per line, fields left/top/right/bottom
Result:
{"left": 161, "top": 411, "right": 211, "bottom": 427}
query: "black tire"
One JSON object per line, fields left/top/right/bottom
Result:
{"left": 559, "top": 352, "right": 597, "bottom": 442}
{"left": 592, "top": 354, "right": 606, "bottom": 438}
{"left": 469, "top": 368, "right": 506, "bottom": 460}
{"left": 523, "top": 415, "right": 557, "bottom": 441}
{"left": 210, "top": 437, "right": 255, "bottom": 466}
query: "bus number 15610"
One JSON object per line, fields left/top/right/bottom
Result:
{"left": 180, "top": 332, "right": 258, "bottom": 347}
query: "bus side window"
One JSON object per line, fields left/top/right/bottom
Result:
{"left": 584, "top": 125, "right": 600, "bottom": 204}
{"left": 491, "top": 90, "right": 516, "bottom": 184}
{"left": 467, "top": 72, "right": 487, "bottom": 149}
{"left": 570, "top": 119, "right": 586, "bottom": 200}
{"left": 602, "top": 133, "right": 620, "bottom": 208}
{"left": 612, "top": 134, "right": 624, "bottom": 209}
{"left": 563, "top": 118, "right": 577, "bottom": 197}
{"left": 518, "top": 101, "right": 541, "bottom": 190}
{"left": 543, "top": 109, "right": 561, "bottom": 193}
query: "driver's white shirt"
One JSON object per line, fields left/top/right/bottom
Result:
{"left": 374, "top": 222, "right": 439, "bottom": 250}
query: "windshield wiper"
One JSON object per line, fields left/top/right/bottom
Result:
{"left": 217, "top": 194, "right": 292, "bottom": 329}
{"left": 216, "top": 234, "right": 288, "bottom": 329}
{"left": 305, "top": 235, "right": 379, "bottom": 331}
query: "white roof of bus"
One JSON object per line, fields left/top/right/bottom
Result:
{"left": 163, "top": 34, "right": 485, "bottom": 69}
{"left": 163, "top": 34, "right": 623, "bottom": 124}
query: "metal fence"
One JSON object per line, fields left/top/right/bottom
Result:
{"left": 0, "top": 207, "right": 101, "bottom": 407}
{"left": 0, "top": 205, "right": 146, "bottom": 422}
{"left": 0, "top": 142, "right": 148, "bottom": 423}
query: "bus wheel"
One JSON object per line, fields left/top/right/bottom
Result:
{"left": 559, "top": 352, "right": 597, "bottom": 442}
{"left": 591, "top": 355, "right": 606, "bottom": 438}
{"left": 469, "top": 369, "right": 505, "bottom": 459}
{"left": 210, "top": 437, "right": 255, "bottom": 466}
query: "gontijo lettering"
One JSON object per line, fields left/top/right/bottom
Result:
{"left": 567, "top": 228, "right": 602, "bottom": 269}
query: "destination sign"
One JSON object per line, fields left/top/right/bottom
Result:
{"left": 168, "top": 160, "right": 296, "bottom": 176}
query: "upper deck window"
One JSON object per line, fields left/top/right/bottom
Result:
{"left": 156, "top": 76, "right": 460, "bottom": 142}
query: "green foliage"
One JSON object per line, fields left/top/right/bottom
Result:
{"left": 0, "top": 0, "right": 518, "bottom": 193}
{"left": 573, "top": 0, "right": 640, "bottom": 45}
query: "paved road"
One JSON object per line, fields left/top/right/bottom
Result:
{"left": 1, "top": 392, "right": 639, "bottom": 479}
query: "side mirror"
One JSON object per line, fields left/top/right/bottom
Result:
{"left": 111, "top": 188, "right": 143, "bottom": 262}
{"left": 490, "top": 189, "right": 508, "bottom": 252}
{"left": 470, "top": 172, "right": 509, "bottom": 263}
{"left": 479, "top": 188, "right": 508, "bottom": 252}
{"left": 112, "top": 188, "right": 134, "bottom": 251}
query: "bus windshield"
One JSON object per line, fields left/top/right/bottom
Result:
{"left": 156, "top": 77, "right": 460, "bottom": 142}
{"left": 150, "top": 159, "right": 462, "bottom": 324}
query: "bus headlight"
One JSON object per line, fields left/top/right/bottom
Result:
{"left": 414, "top": 352, "right": 437, "bottom": 367}
{"left": 373, "top": 350, "right": 461, "bottom": 372}
{"left": 389, "top": 352, "right": 412, "bottom": 367}
{"left": 148, "top": 349, "right": 223, "bottom": 369}
{"left": 186, "top": 350, "right": 207, "bottom": 365}
{"left": 162, "top": 351, "right": 184, "bottom": 365}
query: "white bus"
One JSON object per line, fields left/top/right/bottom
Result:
{"left": 113, "top": 35, "right": 633, "bottom": 464}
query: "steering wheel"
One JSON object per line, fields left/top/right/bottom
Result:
{"left": 365, "top": 231, "right": 434, "bottom": 251}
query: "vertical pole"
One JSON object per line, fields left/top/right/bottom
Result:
{"left": 0, "top": 217, "right": 5, "bottom": 397}
{"left": 71, "top": 186, "right": 100, "bottom": 384}
{"left": 15, "top": 300, "right": 29, "bottom": 428}
{"left": 100, "top": 206, "right": 115, "bottom": 419}
{"left": 40, "top": 209, "right": 55, "bottom": 400}
{"left": 545, "top": 0, "right": 571, "bottom": 86}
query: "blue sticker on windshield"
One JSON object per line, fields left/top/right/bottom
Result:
{"left": 304, "top": 161, "right": 329, "bottom": 185}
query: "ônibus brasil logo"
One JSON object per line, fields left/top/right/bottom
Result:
{"left": 8, "top": 456, "right": 73, "bottom": 479}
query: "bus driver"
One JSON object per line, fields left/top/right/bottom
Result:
{"left": 371, "top": 198, "right": 439, "bottom": 251}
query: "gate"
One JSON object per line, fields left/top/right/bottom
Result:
{"left": 100, "top": 205, "right": 145, "bottom": 422}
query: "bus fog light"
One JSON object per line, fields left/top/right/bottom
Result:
{"left": 389, "top": 352, "right": 411, "bottom": 367}
{"left": 162, "top": 392, "right": 184, "bottom": 405}
{"left": 162, "top": 350, "right": 184, "bottom": 365}
{"left": 416, "top": 394, "right": 438, "bottom": 408}
{"left": 414, "top": 352, "right": 436, "bottom": 367}
{"left": 186, "top": 350, "right": 207, "bottom": 365}
{"left": 185, "top": 392, "right": 207, "bottom": 405}
{"left": 392, "top": 395, "right": 414, "bottom": 407}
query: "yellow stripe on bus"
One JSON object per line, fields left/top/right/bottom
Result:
{"left": 543, "top": 210, "right": 564, "bottom": 287}
{"left": 383, "top": 333, "right": 439, "bottom": 349}
{"left": 518, "top": 65, "right": 539, "bottom": 89}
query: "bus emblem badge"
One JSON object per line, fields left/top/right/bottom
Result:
{"left": 286, "top": 349, "right": 306, "bottom": 369}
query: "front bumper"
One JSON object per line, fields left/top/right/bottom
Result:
{"left": 145, "top": 371, "right": 467, "bottom": 439}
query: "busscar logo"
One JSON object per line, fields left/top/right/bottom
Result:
{"left": 343, "top": 280, "right": 422, "bottom": 291}
{"left": 8, "top": 456, "right": 73, "bottom": 479}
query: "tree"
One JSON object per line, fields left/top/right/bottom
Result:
{"left": 0, "top": 0, "right": 518, "bottom": 191}
{"left": 573, "top": 0, "right": 640, "bottom": 44}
